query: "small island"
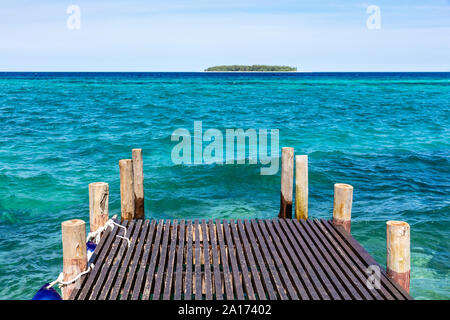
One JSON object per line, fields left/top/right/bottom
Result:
{"left": 205, "top": 65, "right": 297, "bottom": 72}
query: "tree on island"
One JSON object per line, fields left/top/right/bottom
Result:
{"left": 205, "top": 65, "right": 297, "bottom": 72}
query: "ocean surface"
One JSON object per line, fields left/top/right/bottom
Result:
{"left": 0, "top": 72, "right": 448, "bottom": 300}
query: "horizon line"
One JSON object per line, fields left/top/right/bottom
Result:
{"left": 1, "top": 70, "right": 449, "bottom": 73}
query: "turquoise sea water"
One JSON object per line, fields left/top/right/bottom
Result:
{"left": 0, "top": 72, "right": 448, "bottom": 300}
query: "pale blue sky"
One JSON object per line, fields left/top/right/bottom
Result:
{"left": 1, "top": 0, "right": 449, "bottom": 71}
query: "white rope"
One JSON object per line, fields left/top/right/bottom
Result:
{"left": 46, "top": 264, "right": 95, "bottom": 289}
{"left": 46, "top": 215, "right": 131, "bottom": 290}
{"left": 86, "top": 215, "right": 130, "bottom": 245}
{"left": 116, "top": 235, "right": 131, "bottom": 247}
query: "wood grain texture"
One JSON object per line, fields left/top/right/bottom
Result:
{"left": 73, "top": 218, "right": 412, "bottom": 300}
{"left": 279, "top": 147, "right": 294, "bottom": 219}
{"left": 386, "top": 221, "right": 410, "bottom": 293}
{"left": 332, "top": 183, "right": 353, "bottom": 233}
{"left": 89, "top": 182, "right": 109, "bottom": 232}
{"left": 295, "top": 155, "right": 308, "bottom": 220}
{"left": 61, "top": 219, "right": 87, "bottom": 300}
{"left": 132, "top": 149, "right": 145, "bottom": 219}
{"left": 119, "top": 159, "right": 135, "bottom": 221}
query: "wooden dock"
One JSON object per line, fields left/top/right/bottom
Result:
{"left": 69, "top": 218, "right": 412, "bottom": 300}
{"left": 47, "top": 148, "right": 412, "bottom": 301}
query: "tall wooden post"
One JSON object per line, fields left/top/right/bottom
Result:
{"left": 132, "top": 149, "right": 144, "bottom": 219}
{"left": 332, "top": 183, "right": 353, "bottom": 233}
{"left": 295, "top": 155, "right": 308, "bottom": 220}
{"left": 279, "top": 147, "right": 294, "bottom": 219}
{"left": 119, "top": 159, "right": 135, "bottom": 221}
{"left": 88, "top": 182, "right": 109, "bottom": 232}
{"left": 386, "top": 221, "right": 411, "bottom": 293}
{"left": 61, "top": 219, "right": 87, "bottom": 300}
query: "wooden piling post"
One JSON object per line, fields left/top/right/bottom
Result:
{"left": 279, "top": 147, "right": 294, "bottom": 219}
{"left": 295, "top": 155, "right": 308, "bottom": 220}
{"left": 332, "top": 183, "right": 353, "bottom": 233}
{"left": 88, "top": 182, "right": 109, "bottom": 232}
{"left": 132, "top": 149, "right": 144, "bottom": 219}
{"left": 119, "top": 159, "right": 135, "bottom": 221}
{"left": 61, "top": 219, "right": 87, "bottom": 300}
{"left": 386, "top": 221, "right": 410, "bottom": 293}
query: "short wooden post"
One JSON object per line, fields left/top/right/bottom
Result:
{"left": 132, "top": 149, "right": 145, "bottom": 219}
{"left": 119, "top": 159, "right": 135, "bottom": 221}
{"left": 295, "top": 155, "right": 308, "bottom": 220}
{"left": 386, "top": 221, "right": 410, "bottom": 293}
{"left": 279, "top": 147, "right": 294, "bottom": 219}
{"left": 332, "top": 183, "right": 353, "bottom": 233}
{"left": 88, "top": 182, "right": 109, "bottom": 232}
{"left": 61, "top": 219, "right": 87, "bottom": 300}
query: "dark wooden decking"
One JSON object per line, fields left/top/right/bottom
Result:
{"left": 69, "top": 218, "right": 412, "bottom": 300}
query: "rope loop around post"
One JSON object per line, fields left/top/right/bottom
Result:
{"left": 86, "top": 215, "right": 130, "bottom": 246}
{"left": 47, "top": 264, "right": 95, "bottom": 289}
{"left": 46, "top": 215, "right": 131, "bottom": 293}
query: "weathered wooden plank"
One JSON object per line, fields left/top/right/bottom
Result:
{"left": 241, "top": 220, "right": 276, "bottom": 300}
{"left": 230, "top": 220, "right": 255, "bottom": 300}
{"left": 324, "top": 220, "right": 411, "bottom": 300}
{"left": 98, "top": 220, "right": 140, "bottom": 300}
{"left": 208, "top": 220, "right": 223, "bottom": 300}
{"left": 292, "top": 219, "right": 350, "bottom": 299}
{"left": 120, "top": 219, "right": 150, "bottom": 300}
{"left": 185, "top": 220, "right": 193, "bottom": 300}
{"left": 194, "top": 219, "right": 202, "bottom": 300}
{"left": 72, "top": 218, "right": 409, "bottom": 301}
{"left": 236, "top": 220, "right": 267, "bottom": 300}
{"left": 216, "top": 219, "right": 234, "bottom": 300}
{"left": 107, "top": 220, "right": 141, "bottom": 300}
{"left": 131, "top": 219, "right": 157, "bottom": 300}
{"left": 270, "top": 219, "right": 321, "bottom": 300}
{"left": 282, "top": 219, "right": 340, "bottom": 300}
{"left": 263, "top": 220, "right": 310, "bottom": 299}
{"left": 313, "top": 219, "right": 384, "bottom": 300}
{"left": 163, "top": 220, "right": 178, "bottom": 300}
{"left": 256, "top": 220, "right": 299, "bottom": 299}
{"left": 201, "top": 220, "right": 213, "bottom": 300}
{"left": 248, "top": 219, "right": 288, "bottom": 300}
{"left": 277, "top": 219, "right": 330, "bottom": 300}
{"left": 307, "top": 219, "right": 378, "bottom": 300}
{"left": 152, "top": 220, "right": 171, "bottom": 300}
{"left": 298, "top": 219, "right": 362, "bottom": 300}
{"left": 77, "top": 221, "right": 128, "bottom": 300}
{"left": 223, "top": 220, "right": 245, "bottom": 300}
{"left": 141, "top": 220, "right": 164, "bottom": 300}
{"left": 174, "top": 220, "right": 185, "bottom": 300}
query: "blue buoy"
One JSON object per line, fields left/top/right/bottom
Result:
{"left": 32, "top": 283, "right": 62, "bottom": 300}
{"left": 86, "top": 241, "right": 97, "bottom": 260}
